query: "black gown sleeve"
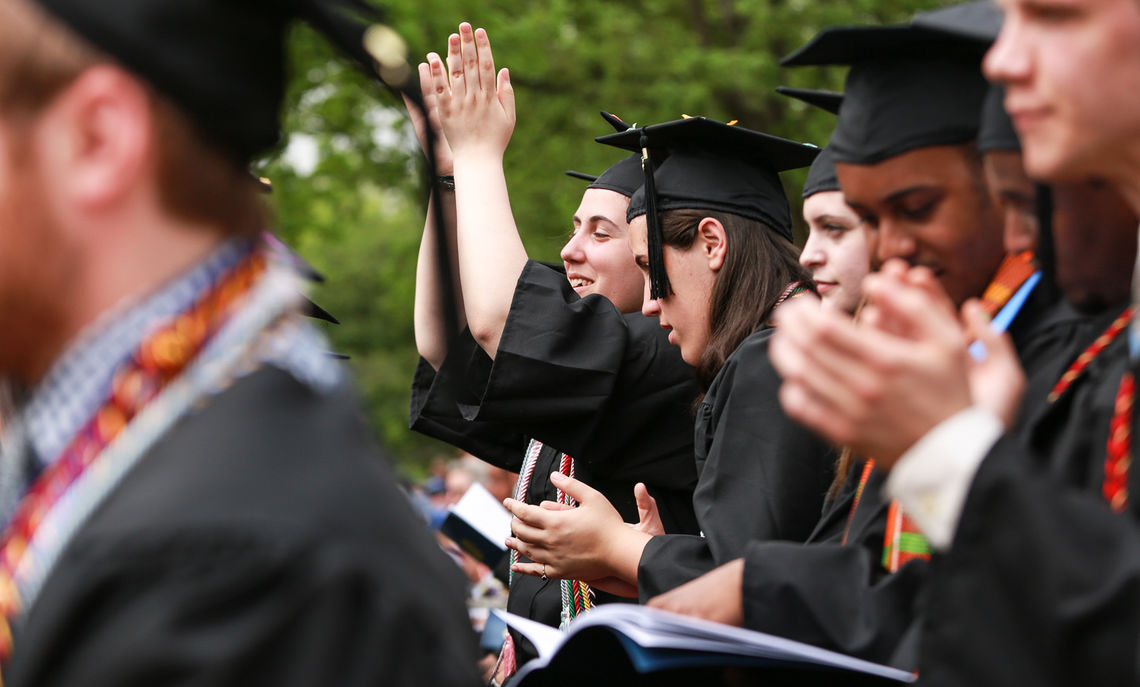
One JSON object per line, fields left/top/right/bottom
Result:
{"left": 637, "top": 330, "right": 837, "bottom": 599}
{"left": 409, "top": 329, "right": 530, "bottom": 472}
{"left": 918, "top": 433, "right": 1140, "bottom": 687}
{"left": 454, "top": 260, "right": 700, "bottom": 490}
{"left": 738, "top": 465, "right": 926, "bottom": 670}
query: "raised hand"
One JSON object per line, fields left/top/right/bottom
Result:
{"left": 426, "top": 23, "right": 515, "bottom": 160}
{"left": 403, "top": 63, "right": 454, "bottom": 175}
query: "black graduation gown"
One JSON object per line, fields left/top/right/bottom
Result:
{"left": 737, "top": 461, "right": 928, "bottom": 670}
{"left": 917, "top": 302, "right": 1140, "bottom": 687}
{"left": 636, "top": 327, "right": 838, "bottom": 601}
{"left": 8, "top": 367, "right": 481, "bottom": 687}
{"left": 725, "top": 295, "right": 1104, "bottom": 671}
{"left": 409, "top": 261, "right": 701, "bottom": 662}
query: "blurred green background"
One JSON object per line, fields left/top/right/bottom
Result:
{"left": 258, "top": 0, "right": 947, "bottom": 477}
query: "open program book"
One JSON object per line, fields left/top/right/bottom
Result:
{"left": 498, "top": 605, "right": 916, "bottom": 686}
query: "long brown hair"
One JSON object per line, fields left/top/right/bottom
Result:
{"left": 659, "top": 208, "right": 813, "bottom": 390}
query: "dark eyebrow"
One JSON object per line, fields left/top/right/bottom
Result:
{"left": 883, "top": 185, "right": 941, "bottom": 205}
{"left": 810, "top": 213, "right": 856, "bottom": 225}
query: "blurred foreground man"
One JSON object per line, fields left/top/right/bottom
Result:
{"left": 772, "top": 0, "right": 1140, "bottom": 684}
{"left": 0, "top": 1, "right": 479, "bottom": 685}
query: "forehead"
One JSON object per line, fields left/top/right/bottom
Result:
{"left": 982, "top": 151, "right": 1034, "bottom": 190}
{"left": 627, "top": 215, "right": 648, "bottom": 251}
{"left": 574, "top": 188, "right": 631, "bottom": 225}
{"left": 835, "top": 145, "right": 976, "bottom": 202}
{"left": 803, "top": 190, "right": 854, "bottom": 219}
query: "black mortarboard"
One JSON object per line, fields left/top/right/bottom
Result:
{"left": 598, "top": 117, "right": 818, "bottom": 297}
{"left": 979, "top": 84, "right": 1021, "bottom": 153}
{"left": 802, "top": 146, "right": 842, "bottom": 199}
{"left": 565, "top": 112, "right": 642, "bottom": 198}
{"left": 912, "top": 1, "right": 1003, "bottom": 44}
{"left": 776, "top": 88, "right": 844, "bottom": 199}
{"left": 775, "top": 87, "right": 843, "bottom": 116}
{"left": 263, "top": 232, "right": 326, "bottom": 283}
{"left": 783, "top": 21, "right": 988, "bottom": 166}
{"left": 33, "top": 0, "right": 392, "bottom": 163}
{"left": 303, "top": 296, "right": 341, "bottom": 324}
{"left": 564, "top": 155, "right": 643, "bottom": 198}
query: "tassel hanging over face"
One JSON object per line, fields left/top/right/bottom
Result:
{"left": 641, "top": 133, "right": 672, "bottom": 299}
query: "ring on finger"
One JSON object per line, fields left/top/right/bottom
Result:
{"left": 541, "top": 564, "right": 547, "bottom": 580}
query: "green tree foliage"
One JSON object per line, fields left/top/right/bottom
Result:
{"left": 260, "top": 0, "right": 948, "bottom": 477}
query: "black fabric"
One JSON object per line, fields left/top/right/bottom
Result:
{"left": 775, "top": 87, "right": 843, "bottom": 115}
{"left": 637, "top": 328, "right": 838, "bottom": 601}
{"left": 829, "top": 58, "right": 988, "bottom": 166}
{"left": 586, "top": 155, "right": 644, "bottom": 198}
{"left": 920, "top": 433, "right": 1140, "bottom": 687}
{"left": 773, "top": 88, "right": 842, "bottom": 199}
{"left": 598, "top": 117, "right": 819, "bottom": 241}
{"left": 740, "top": 463, "right": 927, "bottom": 670}
{"left": 803, "top": 145, "right": 841, "bottom": 199}
{"left": 782, "top": 16, "right": 990, "bottom": 167}
{"left": 911, "top": 0, "right": 1003, "bottom": 44}
{"left": 722, "top": 292, "right": 1083, "bottom": 673}
{"left": 33, "top": 0, "right": 387, "bottom": 162}
{"left": 8, "top": 366, "right": 481, "bottom": 687}
{"left": 409, "top": 261, "right": 701, "bottom": 665}
{"left": 916, "top": 300, "right": 1140, "bottom": 686}
{"left": 979, "top": 84, "right": 1021, "bottom": 153}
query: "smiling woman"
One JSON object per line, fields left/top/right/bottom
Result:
{"left": 561, "top": 183, "right": 645, "bottom": 313}
{"left": 405, "top": 24, "right": 703, "bottom": 677}
{"left": 798, "top": 145, "right": 870, "bottom": 316}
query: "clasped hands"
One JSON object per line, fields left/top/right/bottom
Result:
{"left": 771, "top": 259, "right": 1026, "bottom": 472}
{"left": 503, "top": 474, "right": 664, "bottom": 598}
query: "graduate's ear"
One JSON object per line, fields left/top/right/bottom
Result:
{"left": 697, "top": 217, "right": 727, "bottom": 272}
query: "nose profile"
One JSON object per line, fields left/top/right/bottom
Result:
{"left": 875, "top": 223, "right": 917, "bottom": 264}
{"left": 560, "top": 230, "right": 585, "bottom": 263}
{"left": 984, "top": 14, "right": 1030, "bottom": 86}
{"left": 799, "top": 235, "right": 826, "bottom": 270}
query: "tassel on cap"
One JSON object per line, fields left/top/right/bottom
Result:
{"left": 641, "top": 132, "right": 671, "bottom": 299}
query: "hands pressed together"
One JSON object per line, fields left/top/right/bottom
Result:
{"left": 771, "top": 259, "right": 1026, "bottom": 471}
{"left": 502, "top": 474, "right": 664, "bottom": 598}
{"left": 422, "top": 23, "right": 515, "bottom": 162}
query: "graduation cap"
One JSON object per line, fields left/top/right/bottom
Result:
{"left": 979, "top": 84, "right": 1021, "bottom": 153}
{"left": 776, "top": 88, "right": 844, "bottom": 199}
{"left": 32, "top": 0, "right": 463, "bottom": 343}
{"left": 782, "top": 21, "right": 988, "bottom": 166}
{"left": 597, "top": 117, "right": 819, "bottom": 298}
{"left": 565, "top": 112, "right": 643, "bottom": 198}
{"left": 912, "top": 1, "right": 1003, "bottom": 45}
{"left": 302, "top": 297, "right": 341, "bottom": 325}
{"left": 564, "top": 155, "right": 644, "bottom": 198}
{"left": 32, "top": 0, "right": 403, "bottom": 163}
{"left": 774, "top": 87, "right": 843, "bottom": 116}
{"left": 263, "top": 232, "right": 327, "bottom": 283}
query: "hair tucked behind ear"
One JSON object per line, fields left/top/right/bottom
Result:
{"left": 659, "top": 208, "right": 814, "bottom": 390}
